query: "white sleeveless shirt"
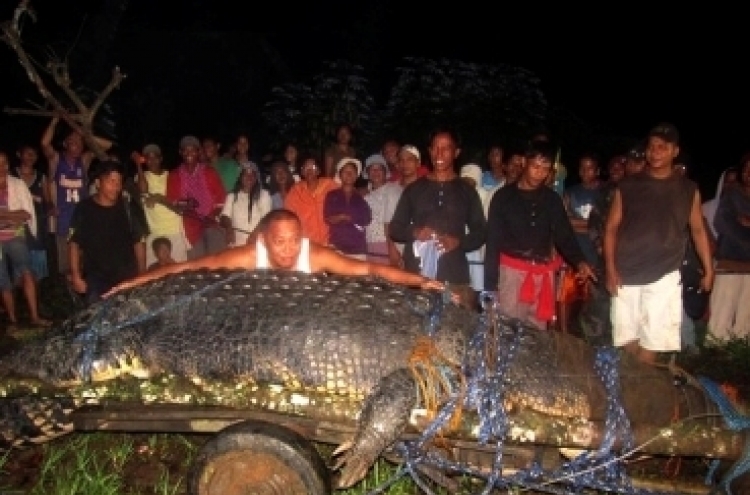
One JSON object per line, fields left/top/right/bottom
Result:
{"left": 256, "top": 237, "right": 312, "bottom": 274}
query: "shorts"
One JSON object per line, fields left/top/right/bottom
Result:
{"left": 611, "top": 270, "right": 682, "bottom": 352}
{"left": 0, "top": 237, "right": 32, "bottom": 290}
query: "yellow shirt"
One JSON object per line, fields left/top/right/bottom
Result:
{"left": 143, "top": 171, "right": 182, "bottom": 236}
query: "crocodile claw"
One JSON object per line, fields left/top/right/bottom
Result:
{"left": 334, "top": 450, "right": 374, "bottom": 489}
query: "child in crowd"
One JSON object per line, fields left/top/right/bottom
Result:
{"left": 148, "top": 237, "right": 176, "bottom": 272}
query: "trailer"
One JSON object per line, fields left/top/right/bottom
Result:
{"left": 69, "top": 399, "right": 747, "bottom": 495}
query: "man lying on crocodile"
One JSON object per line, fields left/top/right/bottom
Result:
{"left": 108, "top": 208, "right": 446, "bottom": 295}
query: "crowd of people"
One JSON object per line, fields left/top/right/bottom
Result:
{"left": 0, "top": 119, "right": 748, "bottom": 366}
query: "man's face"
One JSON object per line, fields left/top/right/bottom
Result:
{"left": 505, "top": 154, "right": 524, "bottom": 183}
{"left": 300, "top": 159, "right": 319, "bottom": 180}
{"left": 337, "top": 126, "right": 352, "bottom": 145}
{"left": 202, "top": 139, "right": 220, "bottom": 160}
{"left": 398, "top": 151, "right": 419, "bottom": 178}
{"left": 578, "top": 158, "right": 599, "bottom": 184}
{"left": 625, "top": 158, "right": 646, "bottom": 176}
{"left": 488, "top": 147, "right": 504, "bottom": 174}
{"left": 64, "top": 133, "right": 84, "bottom": 158}
{"left": 236, "top": 136, "right": 250, "bottom": 155}
{"left": 19, "top": 147, "right": 38, "bottom": 166}
{"left": 261, "top": 219, "right": 303, "bottom": 269}
{"left": 608, "top": 159, "right": 626, "bottom": 183}
{"left": 646, "top": 136, "right": 679, "bottom": 170}
{"left": 520, "top": 156, "right": 552, "bottom": 189}
{"left": 382, "top": 142, "right": 400, "bottom": 169}
{"left": 144, "top": 152, "right": 162, "bottom": 172}
{"left": 97, "top": 171, "right": 123, "bottom": 203}
{"left": 180, "top": 145, "right": 201, "bottom": 165}
{"left": 429, "top": 132, "right": 459, "bottom": 173}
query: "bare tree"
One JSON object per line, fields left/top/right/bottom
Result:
{"left": 1, "top": 1, "right": 125, "bottom": 160}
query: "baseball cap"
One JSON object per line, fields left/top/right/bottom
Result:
{"left": 179, "top": 135, "right": 200, "bottom": 150}
{"left": 399, "top": 145, "right": 420, "bottom": 161}
{"left": 627, "top": 141, "right": 646, "bottom": 161}
{"left": 648, "top": 123, "right": 680, "bottom": 145}
{"left": 335, "top": 157, "right": 362, "bottom": 184}
{"left": 142, "top": 144, "right": 161, "bottom": 156}
{"left": 363, "top": 154, "right": 389, "bottom": 179}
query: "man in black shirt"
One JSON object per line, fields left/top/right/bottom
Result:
{"left": 68, "top": 160, "right": 149, "bottom": 304}
{"left": 484, "top": 140, "right": 595, "bottom": 329}
{"left": 389, "top": 128, "right": 486, "bottom": 309}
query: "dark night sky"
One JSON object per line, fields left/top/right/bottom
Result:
{"left": 1, "top": 0, "right": 746, "bottom": 194}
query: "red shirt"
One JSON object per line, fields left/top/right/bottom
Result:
{"left": 166, "top": 164, "right": 225, "bottom": 245}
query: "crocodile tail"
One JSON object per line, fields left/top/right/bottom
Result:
{"left": 0, "top": 396, "right": 77, "bottom": 450}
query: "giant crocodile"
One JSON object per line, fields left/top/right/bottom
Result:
{"left": 0, "top": 268, "right": 730, "bottom": 490}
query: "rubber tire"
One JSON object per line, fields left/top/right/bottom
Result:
{"left": 187, "top": 420, "right": 331, "bottom": 495}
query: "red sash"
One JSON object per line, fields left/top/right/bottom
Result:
{"left": 499, "top": 254, "right": 562, "bottom": 322}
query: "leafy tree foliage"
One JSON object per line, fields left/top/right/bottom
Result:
{"left": 381, "top": 57, "right": 548, "bottom": 155}
{"left": 262, "top": 60, "right": 378, "bottom": 156}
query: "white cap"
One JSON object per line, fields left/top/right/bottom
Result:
{"left": 399, "top": 145, "right": 420, "bottom": 161}
{"left": 335, "top": 157, "right": 362, "bottom": 184}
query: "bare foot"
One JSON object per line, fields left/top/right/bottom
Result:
{"left": 30, "top": 318, "right": 53, "bottom": 328}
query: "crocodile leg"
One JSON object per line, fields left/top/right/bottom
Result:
{"left": 332, "top": 367, "right": 418, "bottom": 489}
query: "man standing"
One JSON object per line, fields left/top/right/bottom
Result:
{"left": 135, "top": 144, "right": 189, "bottom": 266}
{"left": 41, "top": 116, "right": 112, "bottom": 275}
{"left": 166, "top": 136, "right": 226, "bottom": 259}
{"left": 604, "top": 123, "right": 714, "bottom": 364}
{"left": 69, "top": 160, "right": 148, "bottom": 304}
{"left": 484, "top": 140, "right": 595, "bottom": 329}
{"left": 389, "top": 129, "right": 486, "bottom": 309}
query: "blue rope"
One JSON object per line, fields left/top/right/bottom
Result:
{"left": 698, "top": 376, "right": 750, "bottom": 495}
{"left": 366, "top": 294, "right": 680, "bottom": 495}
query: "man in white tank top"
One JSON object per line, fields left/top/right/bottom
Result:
{"left": 108, "top": 209, "right": 447, "bottom": 296}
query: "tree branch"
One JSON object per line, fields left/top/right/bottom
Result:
{"left": 1, "top": 12, "right": 125, "bottom": 162}
{"left": 3, "top": 107, "right": 66, "bottom": 118}
{"left": 48, "top": 61, "right": 89, "bottom": 116}
{"left": 89, "top": 66, "right": 125, "bottom": 120}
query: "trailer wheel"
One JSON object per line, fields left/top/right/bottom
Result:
{"left": 188, "top": 420, "right": 331, "bottom": 495}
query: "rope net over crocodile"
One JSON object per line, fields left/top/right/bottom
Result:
{"left": 0, "top": 268, "right": 746, "bottom": 493}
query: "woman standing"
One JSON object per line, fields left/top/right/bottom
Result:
{"left": 362, "top": 154, "right": 391, "bottom": 265}
{"left": 325, "top": 158, "right": 371, "bottom": 260}
{"left": 324, "top": 124, "right": 357, "bottom": 178}
{"left": 219, "top": 164, "right": 271, "bottom": 246}
{"left": 285, "top": 154, "right": 338, "bottom": 245}
{"left": 13, "top": 145, "right": 50, "bottom": 281}
{"left": 268, "top": 160, "right": 295, "bottom": 210}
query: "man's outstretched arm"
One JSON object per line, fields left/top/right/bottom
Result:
{"left": 105, "top": 244, "right": 256, "bottom": 296}
{"left": 312, "top": 244, "right": 443, "bottom": 291}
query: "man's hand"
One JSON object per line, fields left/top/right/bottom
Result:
{"left": 575, "top": 261, "right": 597, "bottom": 283}
{"left": 605, "top": 266, "right": 621, "bottom": 296}
{"left": 436, "top": 234, "right": 459, "bottom": 254}
{"left": 420, "top": 279, "right": 445, "bottom": 291}
{"left": 700, "top": 270, "right": 715, "bottom": 293}
{"left": 69, "top": 273, "right": 87, "bottom": 294}
{"left": 413, "top": 226, "right": 437, "bottom": 241}
{"left": 327, "top": 214, "right": 351, "bottom": 225}
{"left": 226, "top": 228, "right": 236, "bottom": 247}
{"left": 389, "top": 251, "right": 403, "bottom": 268}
